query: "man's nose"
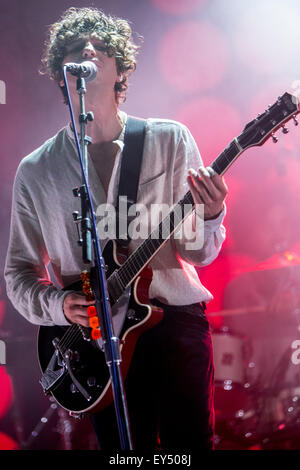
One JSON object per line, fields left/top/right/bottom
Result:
{"left": 82, "top": 42, "right": 96, "bottom": 59}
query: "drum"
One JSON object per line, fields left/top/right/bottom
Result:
{"left": 255, "top": 342, "right": 300, "bottom": 441}
{"left": 212, "top": 327, "right": 252, "bottom": 421}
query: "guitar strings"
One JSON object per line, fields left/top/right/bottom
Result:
{"left": 117, "top": 191, "right": 193, "bottom": 287}
{"left": 58, "top": 324, "right": 82, "bottom": 353}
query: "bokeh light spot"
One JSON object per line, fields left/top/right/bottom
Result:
{"left": 159, "top": 21, "right": 228, "bottom": 93}
{"left": 175, "top": 96, "right": 242, "bottom": 163}
{"left": 151, "top": 0, "right": 206, "bottom": 15}
{"left": 232, "top": 1, "right": 300, "bottom": 75}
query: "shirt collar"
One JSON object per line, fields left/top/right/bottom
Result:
{"left": 65, "top": 110, "right": 128, "bottom": 153}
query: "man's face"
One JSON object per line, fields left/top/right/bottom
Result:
{"left": 60, "top": 35, "right": 121, "bottom": 99}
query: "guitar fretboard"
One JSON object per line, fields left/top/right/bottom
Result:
{"left": 114, "top": 137, "right": 242, "bottom": 290}
{"left": 211, "top": 139, "right": 241, "bottom": 175}
{"left": 115, "top": 190, "right": 193, "bottom": 289}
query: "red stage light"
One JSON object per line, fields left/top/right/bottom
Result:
{"left": 199, "top": 251, "right": 256, "bottom": 324}
{"left": 0, "top": 367, "right": 14, "bottom": 418}
{"left": 0, "top": 432, "right": 18, "bottom": 450}
{"left": 159, "top": 21, "right": 228, "bottom": 93}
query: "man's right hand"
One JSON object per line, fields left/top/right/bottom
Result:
{"left": 63, "top": 292, "right": 95, "bottom": 326}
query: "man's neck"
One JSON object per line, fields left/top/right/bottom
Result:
{"left": 88, "top": 107, "right": 123, "bottom": 145}
{"left": 72, "top": 91, "right": 123, "bottom": 145}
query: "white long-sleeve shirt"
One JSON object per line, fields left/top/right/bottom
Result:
{"left": 4, "top": 112, "right": 226, "bottom": 326}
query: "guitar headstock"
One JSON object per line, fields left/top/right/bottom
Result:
{"left": 238, "top": 92, "right": 300, "bottom": 149}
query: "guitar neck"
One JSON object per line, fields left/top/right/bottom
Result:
{"left": 211, "top": 138, "right": 243, "bottom": 175}
{"left": 113, "top": 136, "right": 243, "bottom": 291}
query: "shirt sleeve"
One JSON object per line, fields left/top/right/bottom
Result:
{"left": 171, "top": 123, "right": 226, "bottom": 266}
{"left": 4, "top": 165, "right": 71, "bottom": 326}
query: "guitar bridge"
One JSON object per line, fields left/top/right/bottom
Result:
{"left": 40, "top": 346, "right": 66, "bottom": 393}
{"left": 40, "top": 366, "right": 66, "bottom": 393}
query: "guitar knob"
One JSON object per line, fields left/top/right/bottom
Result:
{"left": 87, "top": 376, "right": 96, "bottom": 387}
{"left": 127, "top": 308, "right": 140, "bottom": 321}
{"left": 70, "top": 383, "right": 78, "bottom": 394}
{"left": 271, "top": 133, "right": 278, "bottom": 143}
{"left": 281, "top": 125, "right": 289, "bottom": 134}
{"left": 293, "top": 115, "right": 298, "bottom": 126}
{"left": 73, "top": 351, "right": 80, "bottom": 362}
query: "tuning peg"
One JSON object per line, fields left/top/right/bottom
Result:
{"left": 271, "top": 133, "right": 278, "bottom": 143}
{"left": 293, "top": 115, "right": 298, "bottom": 126}
{"left": 281, "top": 125, "right": 289, "bottom": 134}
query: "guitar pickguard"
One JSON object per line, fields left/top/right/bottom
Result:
{"left": 95, "top": 285, "right": 131, "bottom": 351}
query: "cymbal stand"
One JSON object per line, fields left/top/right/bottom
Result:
{"left": 21, "top": 397, "right": 58, "bottom": 449}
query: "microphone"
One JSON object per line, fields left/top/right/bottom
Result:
{"left": 64, "top": 61, "right": 98, "bottom": 82}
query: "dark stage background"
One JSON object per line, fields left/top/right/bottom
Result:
{"left": 1, "top": 0, "right": 300, "bottom": 450}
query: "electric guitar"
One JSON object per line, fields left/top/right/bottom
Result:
{"left": 38, "top": 91, "right": 300, "bottom": 416}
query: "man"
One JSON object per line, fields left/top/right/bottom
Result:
{"left": 4, "top": 7, "right": 227, "bottom": 450}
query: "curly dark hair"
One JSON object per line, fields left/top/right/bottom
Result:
{"left": 40, "top": 7, "right": 141, "bottom": 103}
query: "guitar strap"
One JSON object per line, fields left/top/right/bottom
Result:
{"left": 116, "top": 115, "right": 146, "bottom": 246}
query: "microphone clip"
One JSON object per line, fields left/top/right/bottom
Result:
{"left": 79, "top": 111, "right": 94, "bottom": 125}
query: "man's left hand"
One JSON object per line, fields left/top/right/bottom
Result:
{"left": 187, "top": 167, "right": 228, "bottom": 220}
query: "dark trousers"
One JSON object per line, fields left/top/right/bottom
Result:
{"left": 90, "top": 300, "right": 215, "bottom": 451}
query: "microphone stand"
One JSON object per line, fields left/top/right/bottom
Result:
{"left": 62, "top": 67, "right": 133, "bottom": 451}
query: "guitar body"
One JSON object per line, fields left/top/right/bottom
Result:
{"left": 37, "top": 240, "right": 163, "bottom": 415}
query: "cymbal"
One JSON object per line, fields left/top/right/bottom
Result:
{"left": 237, "top": 251, "right": 300, "bottom": 274}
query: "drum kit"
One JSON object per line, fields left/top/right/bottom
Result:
{"left": 210, "top": 251, "right": 300, "bottom": 449}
